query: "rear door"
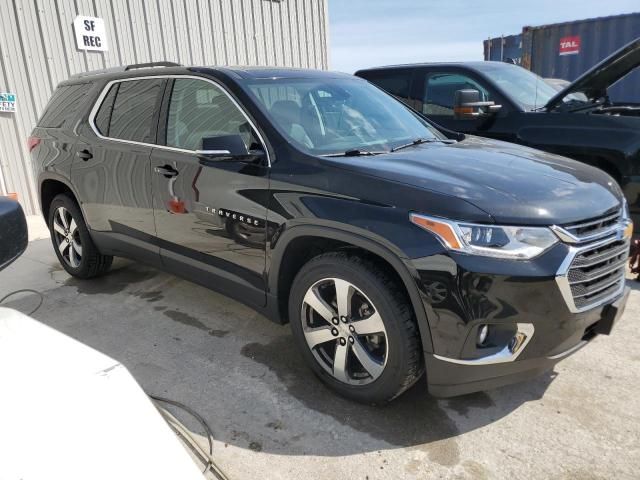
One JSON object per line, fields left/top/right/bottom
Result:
{"left": 73, "top": 77, "right": 165, "bottom": 263}
{"left": 150, "top": 76, "right": 270, "bottom": 307}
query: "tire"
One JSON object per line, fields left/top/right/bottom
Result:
{"left": 289, "top": 252, "right": 423, "bottom": 404}
{"left": 48, "top": 194, "right": 113, "bottom": 279}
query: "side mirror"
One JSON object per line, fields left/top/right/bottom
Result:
{"left": 453, "top": 89, "right": 502, "bottom": 119}
{"left": 0, "top": 197, "right": 28, "bottom": 271}
{"left": 196, "top": 134, "right": 250, "bottom": 159}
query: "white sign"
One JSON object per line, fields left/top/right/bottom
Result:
{"left": 74, "top": 16, "right": 108, "bottom": 51}
{"left": 0, "top": 92, "right": 16, "bottom": 113}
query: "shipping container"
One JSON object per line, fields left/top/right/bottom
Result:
{"left": 483, "top": 12, "right": 640, "bottom": 103}
{"left": 484, "top": 34, "right": 523, "bottom": 65}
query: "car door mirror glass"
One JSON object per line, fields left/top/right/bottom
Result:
{"left": 0, "top": 198, "right": 28, "bottom": 272}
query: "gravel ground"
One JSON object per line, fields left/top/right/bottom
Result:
{"left": 1, "top": 238, "right": 638, "bottom": 480}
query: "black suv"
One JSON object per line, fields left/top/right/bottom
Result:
{"left": 356, "top": 39, "right": 640, "bottom": 233}
{"left": 31, "top": 62, "right": 632, "bottom": 403}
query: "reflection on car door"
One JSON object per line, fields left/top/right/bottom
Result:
{"left": 151, "top": 77, "right": 270, "bottom": 307}
{"left": 73, "top": 78, "right": 165, "bottom": 264}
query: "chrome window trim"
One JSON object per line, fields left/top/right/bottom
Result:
{"left": 87, "top": 74, "right": 271, "bottom": 166}
{"left": 433, "top": 323, "right": 534, "bottom": 365}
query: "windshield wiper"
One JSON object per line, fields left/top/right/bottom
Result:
{"left": 322, "top": 149, "right": 387, "bottom": 157}
{"left": 391, "top": 138, "right": 441, "bottom": 152}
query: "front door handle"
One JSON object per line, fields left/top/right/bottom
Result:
{"left": 76, "top": 149, "right": 93, "bottom": 161}
{"left": 154, "top": 165, "right": 179, "bottom": 178}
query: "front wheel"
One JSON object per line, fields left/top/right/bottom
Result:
{"left": 48, "top": 194, "right": 113, "bottom": 279}
{"left": 289, "top": 252, "right": 424, "bottom": 404}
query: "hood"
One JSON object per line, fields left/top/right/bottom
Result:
{"left": 333, "top": 136, "right": 623, "bottom": 226}
{"left": 546, "top": 37, "right": 640, "bottom": 110}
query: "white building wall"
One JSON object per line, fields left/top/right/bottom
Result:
{"left": 0, "top": 0, "right": 329, "bottom": 214}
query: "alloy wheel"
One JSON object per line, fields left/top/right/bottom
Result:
{"left": 301, "top": 277, "right": 388, "bottom": 385}
{"left": 52, "top": 206, "right": 82, "bottom": 268}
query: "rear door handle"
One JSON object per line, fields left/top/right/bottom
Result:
{"left": 76, "top": 149, "right": 93, "bottom": 161}
{"left": 154, "top": 165, "right": 179, "bottom": 178}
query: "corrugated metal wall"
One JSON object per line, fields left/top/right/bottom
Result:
{"left": 0, "top": 0, "right": 329, "bottom": 215}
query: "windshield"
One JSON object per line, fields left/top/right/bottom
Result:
{"left": 246, "top": 77, "right": 444, "bottom": 156}
{"left": 477, "top": 63, "right": 559, "bottom": 110}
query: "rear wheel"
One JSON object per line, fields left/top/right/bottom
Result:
{"left": 48, "top": 194, "right": 113, "bottom": 279}
{"left": 289, "top": 252, "right": 423, "bottom": 404}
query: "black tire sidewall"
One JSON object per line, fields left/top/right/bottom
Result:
{"left": 289, "top": 255, "right": 419, "bottom": 404}
{"left": 48, "top": 195, "right": 96, "bottom": 278}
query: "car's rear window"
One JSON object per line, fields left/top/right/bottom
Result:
{"left": 38, "top": 83, "right": 92, "bottom": 128}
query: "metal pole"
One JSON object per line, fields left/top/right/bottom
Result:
{"left": 501, "top": 35, "right": 504, "bottom": 62}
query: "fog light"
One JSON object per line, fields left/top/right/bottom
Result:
{"left": 477, "top": 325, "right": 489, "bottom": 346}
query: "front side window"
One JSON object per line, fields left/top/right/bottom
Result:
{"left": 106, "top": 79, "right": 164, "bottom": 143}
{"left": 165, "top": 78, "right": 257, "bottom": 151}
{"left": 423, "top": 73, "right": 491, "bottom": 116}
{"left": 247, "top": 77, "right": 443, "bottom": 156}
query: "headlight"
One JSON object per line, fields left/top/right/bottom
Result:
{"left": 410, "top": 213, "right": 559, "bottom": 259}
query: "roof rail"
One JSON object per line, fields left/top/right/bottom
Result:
{"left": 125, "top": 61, "right": 182, "bottom": 70}
{"left": 71, "top": 61, "right": 182, "bottom": 79}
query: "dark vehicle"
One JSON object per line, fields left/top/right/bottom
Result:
{"left": 356, "top": 38, "right": 640, "bottom": 232}
{"left": 31, "top": 63, "right": 632, "bottom": 403}
{"left": 0, "top": 197, "right": 28, "bottom": 271}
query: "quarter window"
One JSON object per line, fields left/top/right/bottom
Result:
{"left": 166, "top": 78, "right": 256, "bottom": 151}
{"left": 38, "top": 83, "right": 92, "bottom": 128}
{"left": 105, "top": 79, "right": 164, "bottom": 143}
{"left": 93, "top": 84, "right": 118, "bottom": 136}
{"left": 423, "top": 73, "right": 491, "bottom": 116}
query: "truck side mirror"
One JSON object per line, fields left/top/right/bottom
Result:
{"left": 454, "top": 89, "right": 501, "bottom": 119}
{"left": 0, "top": 197, "right": 28, "bottom": 271}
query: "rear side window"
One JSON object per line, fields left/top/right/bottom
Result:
{"left": 38, "top": 83, "right": 91, "bottom": 128}
{"left": 101, "top": 79, "right": 164, "bottom": 143}
{"left": 93, "top": 84, "right": 118, "bottom": 136}
{"left": 360, "top": 70, "right": 412, "bottom": 103}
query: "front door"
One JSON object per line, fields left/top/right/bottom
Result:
{"left": 151, "top": 77, "right": 270, "bottom": 307}
{"left": 416, "top": 70, "right": 516, "bottom": 143}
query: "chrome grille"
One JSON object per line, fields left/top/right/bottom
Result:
{"left": 557, "top": 235, "right": 629, "bottom": 313}
{"left": 561, "top": 211, "right": 621, "bottom": 242}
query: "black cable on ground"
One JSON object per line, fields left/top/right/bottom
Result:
{"left": 0, "top": 289, "right": 44, "bottom": 316}
{"left": 150, "top": 395, "right": 229, "bottom": 480}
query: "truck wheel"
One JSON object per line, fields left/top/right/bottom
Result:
{"left": 289, "top": 252, "right": 423, "bottom": 404}
{"left": 48, "top": 194, "right": 113, "bottom": 279}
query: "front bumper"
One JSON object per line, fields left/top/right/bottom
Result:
{"left": 426, "top": 286, "right": 629, "bottom": 397}
{"left": 410, "top": 237, "right": 631, "bottom": 397}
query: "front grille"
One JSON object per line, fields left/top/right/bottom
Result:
{"left": 561, "top": 211, "right": 621, "bottom": 242}
{"left": 560, "top": 236, "right": 629, "bottom": 312}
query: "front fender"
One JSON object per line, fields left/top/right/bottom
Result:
{"left": 268, "top": 222, "right": 436, "bottom": 353}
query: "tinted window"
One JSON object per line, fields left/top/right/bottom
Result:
{"left": 166, "top": 78, "right": 256, "bottom": 151}
{"left": 108, "top": 79, "right": 164, "bottom": 142}
{"left": 93, "top": 84, "right": 118, "bottom": 136}
{"left": 423, "top": 73, "right": 490, "bottom": 116}
{"left": 38, "top": 83, "right": 92, "bottom": 128}
{"left": 363, "top": 71, "right": 412, "bottom": 102}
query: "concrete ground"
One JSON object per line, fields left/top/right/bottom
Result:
{"left": 1, "top": 236, "right": 639, "bottom": 480}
